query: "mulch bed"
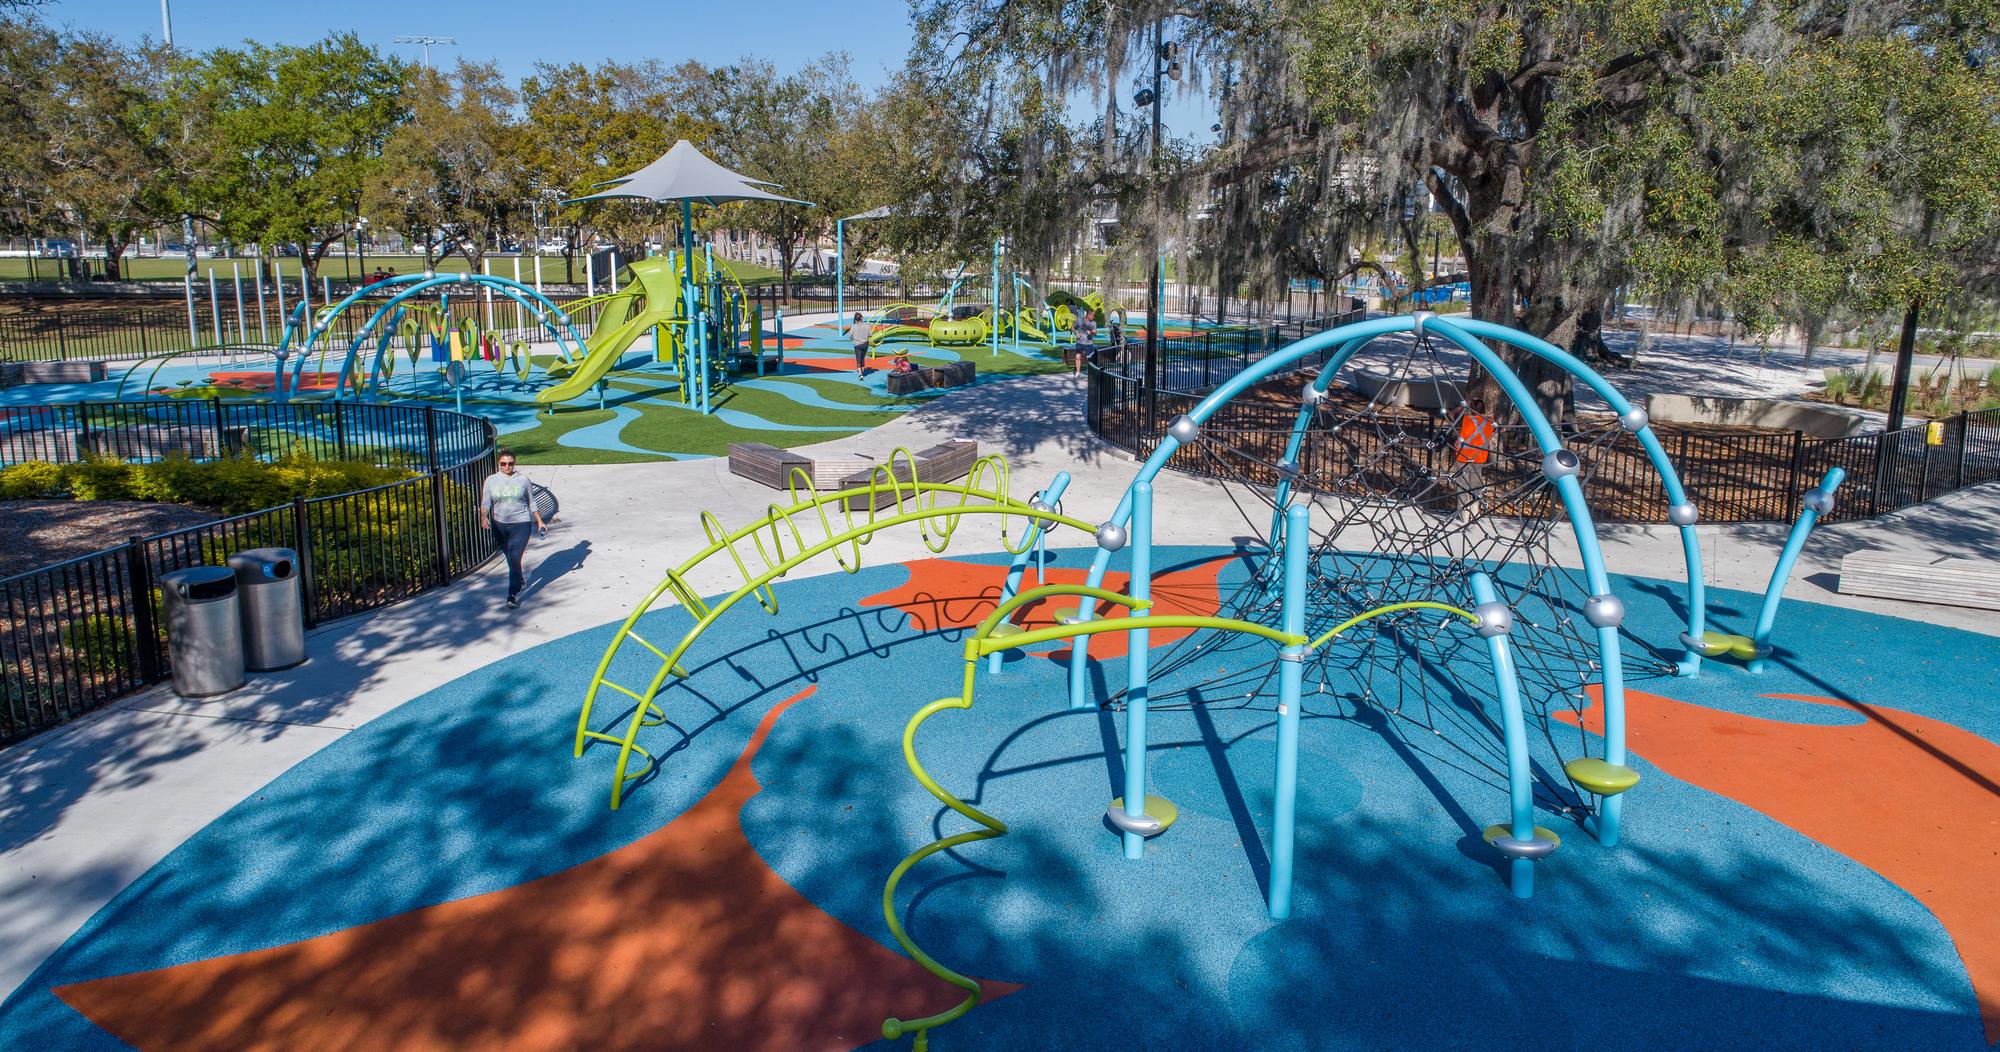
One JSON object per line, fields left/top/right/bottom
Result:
{"left": 4, "top": 500, "right": 221, "bottom": 578}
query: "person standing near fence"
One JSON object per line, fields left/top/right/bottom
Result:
{"left": 479, "top": 448, "right": 547, "bottom": 610}
{"left": 1449, "top": 397, "right": 1496, "bottom": 522}
{"left": 846, "top": 311, "right": 873, "bottom": 377}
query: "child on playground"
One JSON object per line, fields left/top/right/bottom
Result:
{"left": 479, "top": 448, "right": 548, "bottom": 609}
{"left": 845, "top": 312, "right": 873, "bottom": 377}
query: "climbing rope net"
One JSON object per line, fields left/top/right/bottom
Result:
{"left": 1132, "top": 331, "right": 1679, "bottom": 815}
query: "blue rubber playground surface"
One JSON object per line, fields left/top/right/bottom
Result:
{"left": 3, "top": 547, "right": 1996, "bottom": 1050}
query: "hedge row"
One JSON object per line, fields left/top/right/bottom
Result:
{"left": 0, "top": 455, "right": 415, "bottom": 515}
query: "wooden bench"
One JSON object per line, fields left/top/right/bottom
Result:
{"left": 726, "top": 442, "right": 811, "bottom": 490}
{"left": 1838, "top": 549, "right": 2000, "bottom": 610}
{"left": 841, "top": 440, "right": 980, "bottom": 510}
{"left": 19, "top": 361, "right": 108, "bottom": 383}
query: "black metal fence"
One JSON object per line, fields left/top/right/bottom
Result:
{"left": 0, "top": 401, "right": 497, "bottom": 744}
{"left": 1086, "top": 360, "right": 2000, "bottom": 525}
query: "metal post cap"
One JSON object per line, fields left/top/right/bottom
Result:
{"left": 1473, "top": 601, "right": 1514, "bottom": 637}
{"left": 1583, "top": 594, "right": 1626, "bottom": 628}
{"left": 1411, "top": 310, "right": 1436, "bottom": 334}
{"left": 1541, "top": 448, "right": 1581, "bottom": 482}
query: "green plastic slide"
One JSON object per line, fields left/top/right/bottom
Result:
{"left": 536, "top": 260, "right": 682, "bottom": 405}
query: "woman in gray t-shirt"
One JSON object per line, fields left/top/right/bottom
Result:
{"left": 479, "top": 448, "right": 546, "bottom": 608}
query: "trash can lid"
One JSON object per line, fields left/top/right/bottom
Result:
{"left": 161, "top": 564, "right": 236, "bottom": 599}
{"left": 227, "top": 547, "right": 299, "bottom": 580}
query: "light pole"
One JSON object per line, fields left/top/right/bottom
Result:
{"left": 1136, "top": 26, "right": 1180, "bottom": 421}
{"left": 393, "top": 36, "right": 457, "bottom": 69}
{"left": 355, "top": 216, "right": 369, "bottom": 282}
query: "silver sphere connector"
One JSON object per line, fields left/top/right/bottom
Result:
{"left": 1802, "top": 488, "right": 1836, "bottom": 516}
{"left": 1167, "top": 414, "right": 1201, "bottom": 444}
{"left": 1668, "top": 502, "right": 1699, "bottom": 527}
{"left": 1303, "top": 382, "right": 1327, "bottom": 405}
{"left": 1541, "top": 448, "right": 1581, "bottom": 482}
{"left": 1028, "top": 497, "right": 1056, "bottom": 516}
{"left": 1411, "top": 310, "right": 1436, "bottom": 335}
{"left": 1473, "top": 601, "right": 1514, "bottom": 638}
{"left": 1583, "top": 593, "right": 1626, "bottom": 629}
{"left": 423, "top": 270, "right": 436, "bottom": 281}
{"left": 1277, "top": 458, "right": 1301, "bottom": 478}
{"left": 1094, "top": 522, "right": 1128, "bottom": 552}
{"left": 1618, "top": 406, "right": 1649, "bottom": 432}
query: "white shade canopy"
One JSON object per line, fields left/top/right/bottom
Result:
{"left": 566, "top": 139, "right": 812, "bottom": 208}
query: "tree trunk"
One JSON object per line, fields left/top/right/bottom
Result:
{"left": 1886, "top": 298, "right": 1922, "bottom": 432}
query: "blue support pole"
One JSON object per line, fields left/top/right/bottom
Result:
{"left": 1748, "top": 467, "right": 1845, "bottom": 674}
{"left": 1470, "top": 572, "right": 1538, "bottom": 898}
{"left": 998, "top": 473, "right": 1071, "bottom": 604}
{"left": 991, "top": 239, "right": 1001, "bottom": 356}
{"left": 1268, "top": 501, "right": 1310, "bottom": 919}
{"left": 835, "top": 219, "right": 844, "bottom": 324}
{"left": 1119, "top": 481, "right": 1156, "bottom": 858}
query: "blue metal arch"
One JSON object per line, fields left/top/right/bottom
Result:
{"left": 1261, "top": 318, "right": 1711, "bottom": 673}
{"left": 1065, "top": 312, "right": 1684, "bottom": 847}
{"left": 277, "top": 274, "right": 590, "bottom": 401}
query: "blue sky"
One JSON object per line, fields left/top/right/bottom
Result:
{"left": 59, "top": 0, "right": 919, "bottom": 87}
{"left": 60, "top": 1, "right": 1217, "bottom": 142}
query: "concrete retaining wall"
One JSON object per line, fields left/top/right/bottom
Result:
{"left": 1350, "top": 368, "right": 1465, "bottom": 411}
{"left": 1643, "top": 393, "right": 1869, "bottom": 438}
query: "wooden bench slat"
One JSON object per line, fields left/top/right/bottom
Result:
{"left": 1838, "top": 550, "right": 2000, "bottom": 610}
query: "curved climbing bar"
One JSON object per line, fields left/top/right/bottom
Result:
{"left": 576, "top": 453, "right": 1103, "bottom": 809}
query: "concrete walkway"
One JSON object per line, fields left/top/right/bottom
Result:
{"left": 2, "top": 371, "right": 1995, "bottom": 1001}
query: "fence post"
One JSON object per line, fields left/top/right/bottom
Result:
{"left": 1954, "top": 410, "right": 1969, "bottom": 490}
{"left": 429, "top": 469, "right": 452, "bottom": 585}
{"left": 54, "top": 314, "right": 66, "bottom": 360}
{"left": 210, "top": 397, "right": 226, "bottom": 456}
{"left": 290, "top": 497, "right": 319, "bottom": 628}
{"left": 124, "top": 536, "right": 162, "bottom": 683}
{"left": 334, "top": 400, "right": 348, "bottom": 461}
{"left": 1784, "top": 430, "right": 1805, "bottom": 521}
{"left": 1868, "top": 434, "right": 1887, "bottom": 517}
{"left": 423, "top": 408, "right": 439, "bottom": 472}
{"left": 1918, "top": 433, "right": 1933, "bottom": 501}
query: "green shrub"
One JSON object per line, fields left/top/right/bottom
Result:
{"left": 1858, "top": 368, "right": 1886, "bottom": 403}
{"left": 1823, "top": 371, "right": 1853, "bottom": 404}
{"left": 65, "top": 457, "right": 137, "bottom": 501}
{"left": 0, "top": 461, "right": 67, "bottom": 500}
{"left": 0, "top": 454, "right": 416, "bottom": 514}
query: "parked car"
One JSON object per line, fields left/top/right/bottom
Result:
{"left": 539, "top": 239, "right": 567, "bottom": 253}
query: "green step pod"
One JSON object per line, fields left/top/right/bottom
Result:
{"left": 1565, "top": 757, "right": 1641, "bottom": 796}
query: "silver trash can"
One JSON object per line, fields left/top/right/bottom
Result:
{"left": 159, "top": 566, "right": 245, "bottom": 697}
{"left": 227, "top": 547, "right": 306, "bottom": 671}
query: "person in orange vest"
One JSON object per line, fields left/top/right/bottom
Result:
{"left": 1452, "top": 395, "right": 1497, "bottom": 520}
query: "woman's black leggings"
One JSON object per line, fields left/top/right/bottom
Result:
{"left": 491, "top": 519, "right": 531, "bottom": 596}
{"left": 854, "top": 343, "right": 869, "bottom": 368}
